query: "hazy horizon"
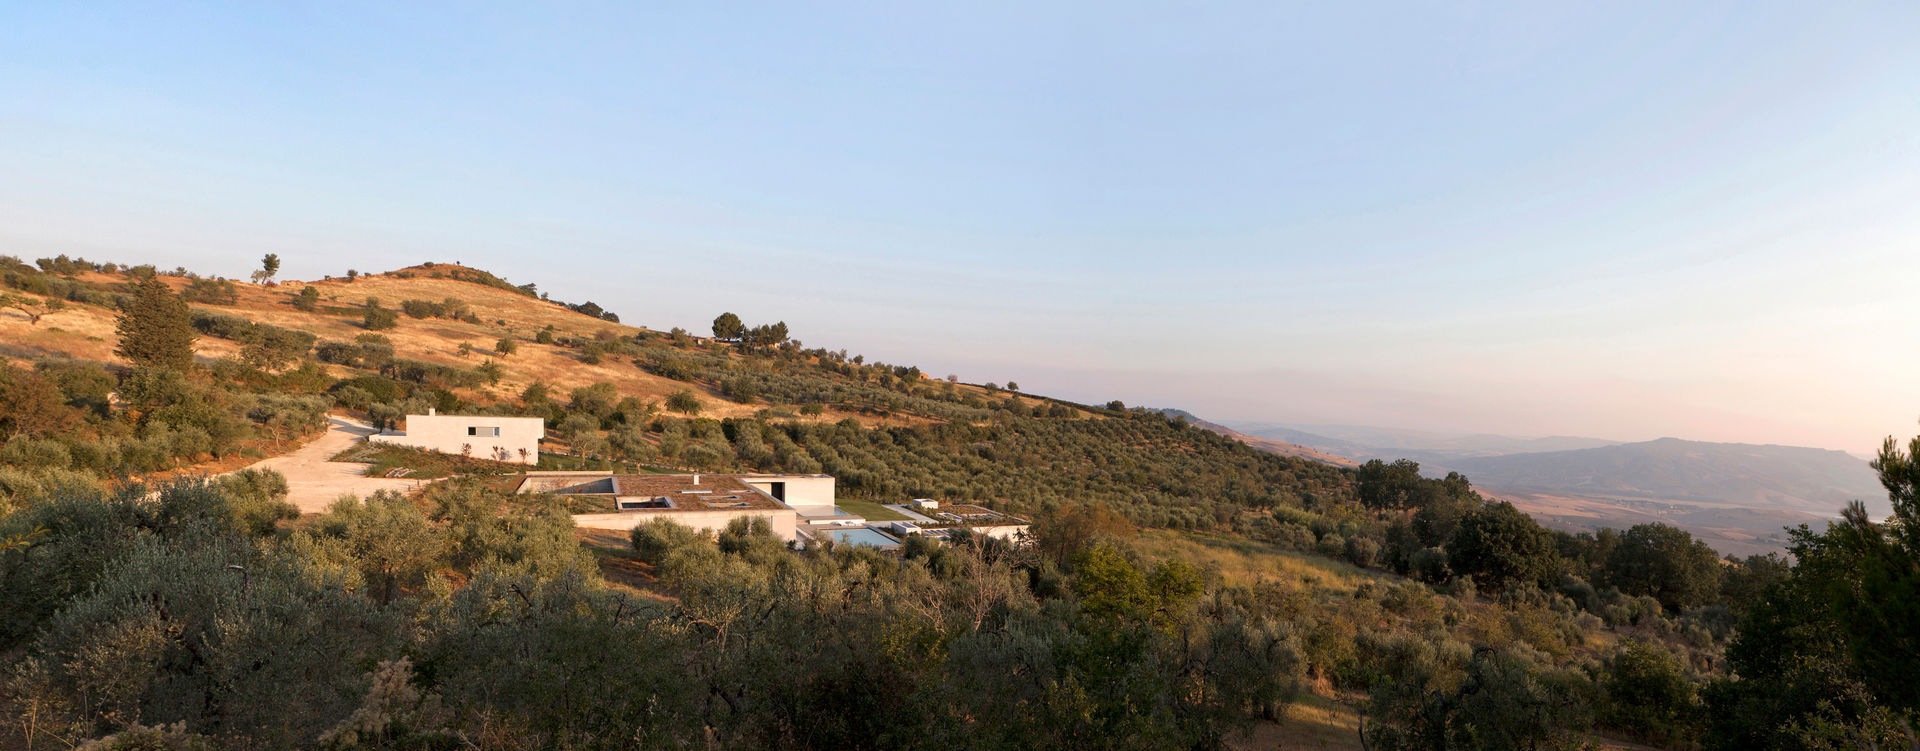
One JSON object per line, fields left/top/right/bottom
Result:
{"left": 4, "top": 3, "right": 1916, "bottom": 455}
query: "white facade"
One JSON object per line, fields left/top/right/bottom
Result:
{"left": 370, "top": 410, "right": 543, "bottom": 464}
{"left": 741, "top": 474, "right": 836, "bottom": 515}
{"left": 574, "top": 508, "right": 798, "bottom": 540}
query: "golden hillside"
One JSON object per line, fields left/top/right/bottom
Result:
{"left": 0, "top": 261, "right": 1063, "bottom": 426}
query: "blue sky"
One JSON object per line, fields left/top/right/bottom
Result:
{"left": 3, "top": 2, "right": 1917, "bottom": 452}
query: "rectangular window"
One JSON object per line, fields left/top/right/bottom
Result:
{"left": 468, "top": 426, "right": 500, "bottom": 437}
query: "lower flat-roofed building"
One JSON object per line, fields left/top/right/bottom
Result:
{"left": 520, "top": 472, "right": 835, "bottom": 542}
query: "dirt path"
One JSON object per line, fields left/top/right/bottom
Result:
{"left": 244, "top": 414, "right": 421, "bottom": 513}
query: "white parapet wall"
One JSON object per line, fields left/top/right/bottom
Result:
{"left": 573, "top": 508, "right": 799, "bottom": 541}
{"left": 369, "top": 411, "right": 544, "bottom": 464}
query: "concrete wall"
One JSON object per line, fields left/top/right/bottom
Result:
{"left": 573, "top": 508, "right": 799, "bottom": 542}
{"left": 742, "top": 475, "right": 836, "bottom": 515}
{"left": 968, "top": 524, "right": 1030, "bottom": 542}
{"left": 370, "top": 414, "right": 544, "bottom": 464}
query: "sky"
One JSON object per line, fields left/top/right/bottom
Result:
{"left": 2, "top": 2, "right": 1917, "bottom": 454}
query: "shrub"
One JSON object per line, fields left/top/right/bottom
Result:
{"left": 642, "top": 355, "right": 694, "bottom": 380}
{"left": 292, "top": 285, "right": 321, "bottom": 311}
{"left": 189, "top": 310, "right": 254, "bottom": 339}
{"left": 1411, "top": 547, "right": 1451, "bottom": 583}
{"left": 629, "top": 518, "right": 709, "bottom": 566}
{"left": 1599, "top": 640, "right": 1701, "bottom": 745}
{"left": 363, "top": 306, "right": 398, "bottom": 331}
{"left": 1364, "top": 646, "right": 1596, "bottom": 751}
{"left": 380, "top": 359, "right": 481, "bottom": 389}
{"left": 666, "top": 389, "right": 702, "bottom": 415}
{"left": 330, "top": 376, "right": 410, "bottom": 405}
{"left": 1344, "top": 536, "right": 1380, "bottom": 568}
{"left": 401, "top": 299, "right": 443, "bottom": 319}
{"left": 181, "top": 277, "right": 238, "bottom": 304}
{"left": 215, "top": 468, "right": 299, "bottom": 535}
{"left": 720, "top": 377, "right": 760, "bottom": 404}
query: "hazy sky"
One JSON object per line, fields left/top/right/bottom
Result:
{"left": 3, "top": 3, "right": 1917, "bottom": 453}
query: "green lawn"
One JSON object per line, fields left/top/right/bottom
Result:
{"left": 1133, "top": 530, "right": 1386, "bottom": 593}
{"left": 534, "top": 453, "right": 669, "bottom": 474}
{"left": 833, "top": 498, "right": 910, "bottom": 521}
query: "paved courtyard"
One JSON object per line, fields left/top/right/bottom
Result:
{"left": 244, "top": 414, "right": 421, "bottom": 513}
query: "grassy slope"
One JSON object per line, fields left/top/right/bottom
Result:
{"left": 1, "top": 263, "right": 1062, "bottom": 429}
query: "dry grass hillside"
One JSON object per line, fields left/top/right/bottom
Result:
{"left": 1, "top": 262, "right": 1071, "bottom": 428}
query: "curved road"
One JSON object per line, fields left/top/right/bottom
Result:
{"left": 245, "top": 414, "right": 420, "bottom": 513}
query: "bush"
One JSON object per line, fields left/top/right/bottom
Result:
{"left": 380, "top": 359, "right": 481, "bottom": 389}
{"left": 666, "top": 389, "right": 702, "bottom": 415}
{"left": 1365, "top": 646, "right": 1595, "bottom": 751}
{"left": 629, "top": 519, "right": 710, "bottom": 566}
{"left": 181, "top": 277, "right": 238, "bottom": 304}
{"left": 330, "top": 376, "right": 410, "bottom": 406}
{"left": 188, "top": 310, "right": 254, "bottom": 339}
{"left": 292, "top": 285, "right": 320, "bottom": 311}
{"left": 642, "top": 355, "right": 694, "bottom": 380}
{"left": 720, "top": 377, "right": 760, "bottom": 404}
{"left": 215, "top": 468, "right": 299, "bottom": 535}
{"left": 15, "top": 529, "right": 403, "bottom": 747}
{"left": 1599, "top": 640, "right": 1701, "bottom": 745}
{"left": 363, "top": 306, "right": 398, "bottom": 331}
{"left": 1315, "top": 532, "right": 1346, "bottom": 559}
{"left": 401, "top": 299, "right": 443, "bottom": 319}
{"left": 1344, "top": 536, "right": 1380, "bottom": 568}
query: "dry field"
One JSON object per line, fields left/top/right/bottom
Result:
{"left": 1486, "top": 488, "right": 1816, "bottom": 556}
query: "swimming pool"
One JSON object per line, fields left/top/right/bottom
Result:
{"left": 825, "top": 527, "right": 900, "bottom": 548}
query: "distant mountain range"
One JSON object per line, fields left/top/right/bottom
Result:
{"left": 1445, "top": 437, "right": 1889, "bottom": 518}
{"left": 1209, "top": 418, "right": 1889, "bottom": 555}
{"left": 1224, "top": 422, "right": 1620, "bottom": 459}
{"left": 1156, "top": 410, "right": 1356, "bottom": 466}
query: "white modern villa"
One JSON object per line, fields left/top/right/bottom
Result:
{"left": 521, "top": 472, "right": 837, "bottom": 541}
{"left": 369, "top": 409, "right": 544, "bottom": 464}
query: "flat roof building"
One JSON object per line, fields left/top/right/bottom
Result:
{"left": 370, "top": 409, "right": 543, "bottom": 464}
{"left": 522, "top": 472, "right": 835, "bottom": 542}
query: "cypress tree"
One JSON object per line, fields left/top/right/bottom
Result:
{"left": 115, "top": 276, "right": 197, "bottom": 369}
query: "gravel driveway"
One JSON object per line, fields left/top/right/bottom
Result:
{"left": 245, "top": 414, "right": 421, "bottom": 513}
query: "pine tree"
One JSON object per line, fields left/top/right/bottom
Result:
{"left": 115, "top": 276, "right": 197, "bottom": 369}
{"left": 252, "top": 252, "right": 281, "bottom": 284}
{"left": 712, "top": 311, "right": 744, "bottom": 341}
